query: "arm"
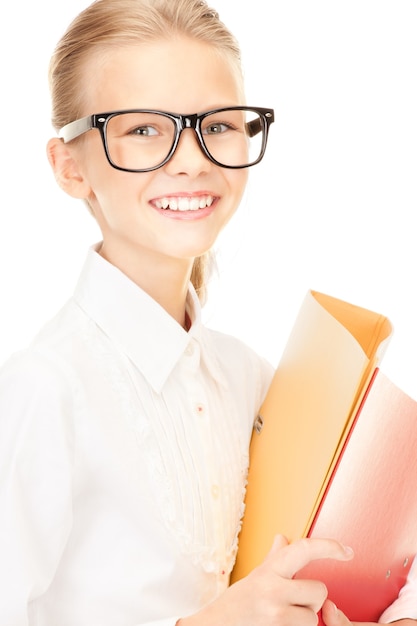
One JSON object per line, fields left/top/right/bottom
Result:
{"left": 0, "top": 350, "right": 74, "bottom": 624}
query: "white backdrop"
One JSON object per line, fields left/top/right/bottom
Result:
{"left": 1, "top": 2, "right": 416, "bottom": 397}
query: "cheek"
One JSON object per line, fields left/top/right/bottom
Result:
{"left": 87, "top": 168, "right": 158, "bottom": 228}
{"left": 76, "top": 141, "right": 142, "bottom": 203}
{"left": 228, "top": 169, "right": 249, "bottom": 204}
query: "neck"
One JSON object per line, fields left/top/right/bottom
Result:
{"left": 98, "top": 241, "right": 194, "bottom": 329}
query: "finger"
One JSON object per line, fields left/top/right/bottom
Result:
{"left": 266, "top": 535, "right": 354, "bottom": 579}
{"left": 271, "top": 533, "right": 290, "bottom": 550}
{"left": 283, "top": 604, "right": 323, "bottom": 626}
{"left": 285, "top": 578, "right": 329, "bottom": 614}
{"left": 321, "top": 600, "right": 352, "bottom": 626}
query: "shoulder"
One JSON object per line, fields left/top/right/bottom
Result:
{"left": 0, "top": 345, "right": 77, "bottom": 437}
{"left": 0, "top": 299, "right": 91, "bottom": 420}
{"left": 1, "top": 296, "right": 98, "bottom": 386}
{"left": 206, "top": 326, "right": 270, "bottom": 365}
{"left": 203, "top": 326, "right": 274, "bottom": 403}
{"left": 0, "top": 343, "right": 73, "bottom": 391}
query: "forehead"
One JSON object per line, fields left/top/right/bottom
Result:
{"left": 80, "top": 37, "right": 244, "bottom": 114}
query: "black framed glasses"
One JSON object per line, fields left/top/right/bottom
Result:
{"left": 58, "top": 106, "right": 275, "bottom": 172}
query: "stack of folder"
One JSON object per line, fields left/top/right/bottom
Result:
{"left": 231, "top": 291, "right": 417, "bottom": 622}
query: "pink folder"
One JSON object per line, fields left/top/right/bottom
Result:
{"left": 296, "top": 368, "right": 417, "bottom": 621}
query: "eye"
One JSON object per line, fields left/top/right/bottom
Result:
{"left": 129, "top": 125, "right": 159, "bottom": 137}
{"left": 203, "top": 122, "right": 235, "bottom": 135}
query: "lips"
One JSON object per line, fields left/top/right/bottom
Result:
{"left": 153, "top": 195, "right": 215, "bottom": 212}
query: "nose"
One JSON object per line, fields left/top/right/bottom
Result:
{"left": 164, "top": 128, "right": 212, "bottom": 177}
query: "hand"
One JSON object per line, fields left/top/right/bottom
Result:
{"left": 178, "top": 534, "right": 354, "bottom": 626}
{"left": 321, "top": 599, "right": 417, "bottom": 626}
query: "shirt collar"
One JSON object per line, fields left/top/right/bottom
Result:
{"left": 73, "top": 246, "right": 206, "bottom": 393}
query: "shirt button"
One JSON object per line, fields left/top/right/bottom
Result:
{"left": 185, "top": 343, "right": 194, "bottom": 356}
{"left": 195, "top": 403, "right": 205, "bottom": 416}
{"left": 211, "top": 484, "right": 219, "bottom": 499}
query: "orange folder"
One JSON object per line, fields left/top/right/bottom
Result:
{"left": 231, "top": 290, "right": 417, "bottom": 620}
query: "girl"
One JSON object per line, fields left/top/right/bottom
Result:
{"left": 0, "top": 1, "right": 415, "bottom": 625}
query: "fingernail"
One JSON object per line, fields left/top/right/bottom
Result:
{"left": 343, "top": 545, "right": 354, "bottom": 558}
{"left": 330, "top": 601, "right": 338, "bottom": 615}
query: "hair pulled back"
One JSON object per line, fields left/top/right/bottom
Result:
{"left": 49, "top": 0, "right": 243, "bottom": 301}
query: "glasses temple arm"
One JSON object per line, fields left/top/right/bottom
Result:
{"left": 59, "top": 116, "right": 94, "bottom": 143}
{"left": 245, "top": 118, "right": 263, "bottom": 138}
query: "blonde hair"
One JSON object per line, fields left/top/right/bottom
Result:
{"left": 48, "top": 0, "right": 244, "bottom": 301}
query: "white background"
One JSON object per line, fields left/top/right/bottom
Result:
{"left": 1, "top": 2, "right": 416, "bottom": 397}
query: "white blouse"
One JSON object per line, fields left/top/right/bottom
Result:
{"left": 0, "top": 247, "right": 273, "bottom": 626}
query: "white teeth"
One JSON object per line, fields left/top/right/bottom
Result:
{"left": 155, "top": 196, "right": 214, "bottom": 211}
{"left": 190, "top": 197, "right": 200, "bottom": 211}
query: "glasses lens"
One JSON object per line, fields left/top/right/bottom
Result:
{"left": 105, "top": 112, "right": 176, "bottom": 170}
{"left": 200, "top": 108, "right": 266, "bottom": 167}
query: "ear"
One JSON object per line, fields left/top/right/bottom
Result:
{"left": 46, "top": 137, "right": 92, "bottom": 199}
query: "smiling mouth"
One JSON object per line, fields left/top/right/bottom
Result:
{"left": 153, "top": 195, "right": 215, "bottom": 211}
